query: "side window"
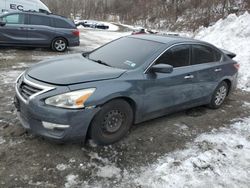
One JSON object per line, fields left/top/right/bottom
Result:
{"left": 214, "top": 49, "right": 222, "bottom": 62}
{"left": 155, "top": 45, "right": 190, "bottom": 68}
{"left": 2, "top": 14, "right": 24, "bottom": 24}
{"left": 29, "top": 15, "right": 51, "bottom": 26}
{"left": 53, "top": 18, "right": 72, "bottom": 28}
{"left": 192, "top": 45, "right": 221, "bottom": 65}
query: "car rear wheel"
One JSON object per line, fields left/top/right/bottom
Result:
{"left": 89, "top": 99, "right": 133, "bottom": 145}
{"left": 209, "top": 81, "right": 229, "bottom": 109}
{"left": 52, "top": 38, "right": 67, "bottom": 52}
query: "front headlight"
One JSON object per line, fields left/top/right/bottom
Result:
{"left": 45, "top": 88, "right": 96, "bottom": 109}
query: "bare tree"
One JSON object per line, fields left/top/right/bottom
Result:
{"left": 41, "top": 0, "right": 248, "bottom": 31}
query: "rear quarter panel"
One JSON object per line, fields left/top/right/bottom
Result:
{"left": 55, "top": 28, "right": 79, "bottom": 46}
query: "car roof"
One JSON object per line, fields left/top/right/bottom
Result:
{"left": 128, "top": 34, "right": 205, "bottom": 46}
{"left": 1, "top": 11, "right": 67, "bottom": 20}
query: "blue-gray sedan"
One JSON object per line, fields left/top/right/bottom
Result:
{"left": 14, "top": 35, "right": 239, "bottom": 145}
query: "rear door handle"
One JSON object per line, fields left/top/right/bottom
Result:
{"left": 214, "top": 68, "right": 222, "bottom": 72}
{"left": 28, "top": 28, "right": 36, "bottom": 30}
{"left": 184, "top": 75, "right": 194, "bottom": 79}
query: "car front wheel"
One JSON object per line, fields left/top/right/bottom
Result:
{"left": 209, "top": 81, "right": 229, "bottom": 109}
{"left": 52, "top": 38, "right": 67, "bottom": 52}
{"left": 89, "top": 99, "right": 133, "bottom": 145}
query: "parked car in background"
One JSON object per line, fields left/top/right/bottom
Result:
{"left": 132, "top": 28, "right": 158, "bottom": 35}
{"left": 0, "top": 0, "right": 50, "bottom": 15}
{"left": 14, "top": 35, "right": 239, "bottom": 145}
{"left": 75, "top": 20, "right": 109, "bottom": 30}
{"left": 0, "top": 11, "right": 80, "bottom": 52}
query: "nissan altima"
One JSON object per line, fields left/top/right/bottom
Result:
{"left": 14, "top": 34, "right": 239, "bottom": 145}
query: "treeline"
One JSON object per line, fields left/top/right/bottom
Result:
{"left": 41, "top": 0, "right": 250, "bottom": 31}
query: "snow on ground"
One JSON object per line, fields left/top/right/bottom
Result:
{"left": 59, "top": 117, "right": 250, "bottom": 188}
{"left": 98, "top": 21, "right": 119, "bottom": 31}
{"left": 125, "top": 117, "right": 250, "bottom": 188}
{"left": 65, "top": 174, "right": 79, "bottom": 188}
{"left": 0, "top": 70, "right": 23, "bottom": 85}
{"left": 0, "top": 136, "right": 5, "bottom": 144}
{"left": 195, "top": 12, "right": 250, "bottom": 91}
{"left": 79, "top": 29, "right": 130, "bottom": 50}
{"left": 243, "top": 101, "right": 250, "bottom": 108}
{"left": 117, "top": 23, "right": 143, "bottom": 30}
{"left": 0, "top": 51, "right": 16, "bottom": 60}
{"left": 96, "top": 165, "right": 121, "bottom": 178}
{"left": 11, "top": 62, "right": 29, "bottom": 69}
{"left": 56, "top": 164, "right": 69, "bottom": 171}
{"left": 107, "top": 118, "right": 250, "bottom": 187}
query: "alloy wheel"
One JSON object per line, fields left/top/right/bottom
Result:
{"left": 214, "top": 85, "right": 227, "bottom": 106}
{"left": 54, "top": 39, "right": 66, "bottom": 52}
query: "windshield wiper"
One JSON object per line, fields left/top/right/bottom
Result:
{"left": 89, "top": 58, "right": 111, "bottom": 67}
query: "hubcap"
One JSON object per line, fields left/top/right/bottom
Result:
{"left": 54, "top": 40, "right": 66, "bottom": 51}
{"left": 215, "top": 85, "right": 227, "bottom": 106}
{"left": 102, "top": 110, "right": 125, "bottom": 133}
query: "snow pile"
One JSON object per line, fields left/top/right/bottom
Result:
{"left": 121, "top": 117, "right": 250, "bottom": 188}
{"left": 195, "top": 12, "right": 250, "bottom": 91}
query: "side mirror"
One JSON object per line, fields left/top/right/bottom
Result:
{"left": 150, "top": 64, "right": 173, "bottom": 74}
{"left": 0, "top": 20, "right": 6, "bottom": 27}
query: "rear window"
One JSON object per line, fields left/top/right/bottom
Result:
{"left": 53, "top": 18, "right": 73, "bottom": 28}
{"left": 29, "top": 15, "right": 51, "bottom": 26}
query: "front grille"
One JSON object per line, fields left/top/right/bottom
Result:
{"left": 19, "top": 81, "right": 43, "bottom": 100}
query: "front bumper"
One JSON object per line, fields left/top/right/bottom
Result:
{"left": 15, "top": 95, "right": 99, "bottom": 142}
{"left": 14, "top": 75, "right": 99, "bottom": 142}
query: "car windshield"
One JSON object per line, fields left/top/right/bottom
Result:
{"left": 87, "top": 37, "right": 164, "bottom": 70}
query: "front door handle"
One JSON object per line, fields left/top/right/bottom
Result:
{"left": 214, "top": 68, "right": 222, "bottom": 72}
{"left": 184, "top": 75, "right": 194, "bottom": 79}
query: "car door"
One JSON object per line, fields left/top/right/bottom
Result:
{"left": 26, "top": 14, "right": 55, "bottom": 46}
{"left": 142, "top": 44, "right": 199, "bottom": 119}
{"left": 0, "top": 13, "right": 28, "bottom": 45}
{"left": 190, "top": 44, "right": 223, "bottom": 100}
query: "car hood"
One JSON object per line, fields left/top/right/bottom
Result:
{"left": 27, "top": 54, "right": 126, "bottom": 85}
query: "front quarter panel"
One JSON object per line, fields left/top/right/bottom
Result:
{"left": 68, "top": 71, "right": 145, "bottom": 123}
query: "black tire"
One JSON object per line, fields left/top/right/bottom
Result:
{"left": 51, "top": 37, "right": 67, "bottom": 52}
{"left": 209, "top": 81, "right": 229, "bottom": 109}
{"left": 89, "top": 99, "right": 133, "bottom": 145}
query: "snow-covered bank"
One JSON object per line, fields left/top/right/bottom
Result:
{"left": 68, "top": 116, "right": 250, "bottom": 188}
{"left": 126, "top": 117, "right": 250, "bottom": 188}
{"left": 195, "top": 12, "right": 250, "bottom": 91}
